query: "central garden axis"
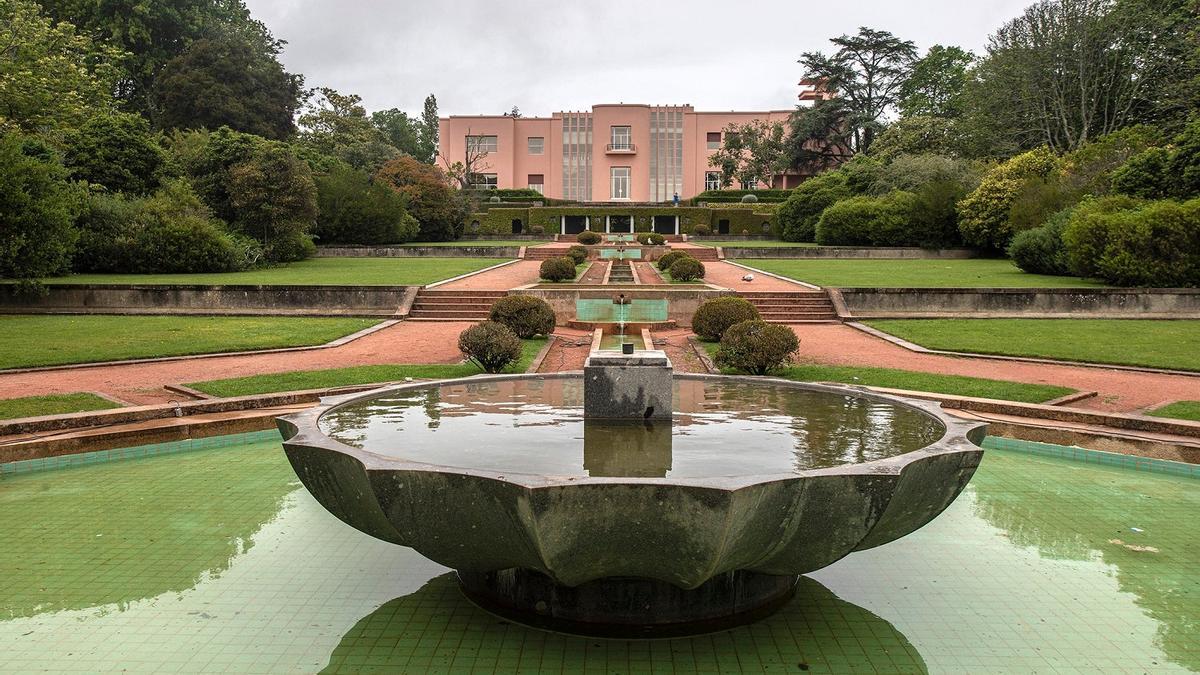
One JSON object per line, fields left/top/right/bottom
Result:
{"left": 277, "top": 361, "right": 986, "bottom": 637}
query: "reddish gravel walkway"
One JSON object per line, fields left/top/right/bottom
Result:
{"left": 0, "top": 321, "right": 472, "bottom": 406}
{"left": 792, "top": 323, "right": 1200, "bottom": 413}
{"left": 703, "top": 260, "right": 812, "bottom": 292}
{"left": 436, "top": 260, "right": 543, "bottom": 290}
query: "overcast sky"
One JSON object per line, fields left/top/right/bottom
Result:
{"left": 244, "top": 0, "right": 1032, "bottom": 118}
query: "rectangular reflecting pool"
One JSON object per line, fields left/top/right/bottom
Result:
{"left": 0, "top": 432, "right": 1196, "bottom": 673}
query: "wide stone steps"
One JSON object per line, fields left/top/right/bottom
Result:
{"left": 739, "top": 290, "right": 840, "bottom": 324}
{"left": 408, "top": 289, "right": 505, "bottom": 320}
{"left": 679, "top": 248, "right": 719, "bottom": 261}
{"left": 524, "top": 248, "right": 574, "bottom": 260}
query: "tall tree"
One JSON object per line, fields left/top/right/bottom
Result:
{"left": 966, "top": 0, "right": 1197, "bottom": 154}
{"left": 38, "top": 0, "right": 285, "bottom": 123}
{"left": 0, "top": 0, "right": 124, "bottom": 132}
{"left": 798, "top": 27, "right": 917, "bottom": 153}
{"left": 898, "top": 45, "right": 975, "bottom": 119}
{"left": 418, "top": 94, "right": 439, "bottom": 164}
{"left": 298, "top": 88, "right": 399, "bottom": 172}
{"left": 785, "top": 98, "right": 856, "bottom": 173}
{"left": 371, "top": 108, "right": 424, "bottom": 158}
{"left": 0, "top": 133, "right": 81, "bottom": 282}
{"left": 154, "top": 34, "right": 304, "bottom": 140}
{"left": 708, "top": 120, "right": 789, "bottom": 188}
{"left": 375, "top": 156, "right": 464, "bottom": 241}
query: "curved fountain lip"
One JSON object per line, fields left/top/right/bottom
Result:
{"left": 277, "top": 372, "right": 987, "bottom": 491}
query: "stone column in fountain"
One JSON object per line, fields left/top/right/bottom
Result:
{"left": 583, "top": 351, "right": 673, "bottom": 420}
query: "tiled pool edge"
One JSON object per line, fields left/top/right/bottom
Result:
{"left": 980, "top": 436, "right": 1200, "bottom": 478}
{"left": 3, "top": 429, "right": 1197, "bottom": 480}
{"left": 0, "top": 429, "right": 281, "bottom": 477}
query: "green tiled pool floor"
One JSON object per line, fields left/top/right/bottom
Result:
{"left": 1, "top": 439, "right": 1196, "bottom": 673}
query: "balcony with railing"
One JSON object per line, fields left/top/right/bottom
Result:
{"left": 605, "top": 143, "right": 636, "bottom": 154}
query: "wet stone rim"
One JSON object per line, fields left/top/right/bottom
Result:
{"left": 276, "top": 373, "right": 987, "bottom": 491}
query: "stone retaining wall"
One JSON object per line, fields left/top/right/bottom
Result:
{"left": 835, "top": 287, "right": 1200, "bottom": 319}
{"left": 723, "top": 247, "right": 978, "bottom": 259}
{"left": 0, "top": 284, "right": 415, "bottom": 317}
{"left": 317, "top": 246, "right": 520, "bottom": 258}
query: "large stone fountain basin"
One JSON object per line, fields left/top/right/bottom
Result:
{"left": 277, "top": 374, "right": 986, "bottom": 590}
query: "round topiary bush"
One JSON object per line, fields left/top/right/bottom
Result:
{"left": 636, "top": 232, "right": 666, "bottom": 246}
{"left": 565, "top": 244, "right": 588, "bottom": 265}
{"left": 668, "top": 256, "right": 705, "bottom": 282}
{"left": 741, "top": 193, "right": 759, "bottom": 203}
{"left": 656, "top": 250, "right": 687, "bottom": 271}
{"left": 714, "top": 320, "right": 800, "bottom": 375}
{"left": 488, "top": 295, "right": 556, "bottom": 338}
{"left": 458, "top": 321, "right": 522, "bottom": 373}
{"left": 489, "top": 195, "right": 501, "bottom": 203}
{"left": 577, "top": 230, "right": 602, "bottom": 245}
{"left": 530, "top": 224, "right": 545, "bottom": 236}
{"left": 691, "top": 224, "right": 712, "bottom": 237}
{"left": 691, "top": 297, "right": 761, "bottom": 341}
{"left": 1008, "top": 209, "right": 1072, "bottom": 276}
{"left": 539, "top": 256, "right": 577, "bottom": 282}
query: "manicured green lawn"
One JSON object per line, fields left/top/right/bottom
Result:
{"left": 742, "top": 258, "right": 1103, "bottom": 288}
{"left": 700, "top": 341, "right": 1072, "bottom": 403}
{"left": 403, "top": 240, "right": 550, "bottom": 247}
{"left": 35, "top": 257, "right": 508, "bottom": 286}
{"left": 694, "top": 240, "right": 819, "bottom": 248}
{"left": 0, "top": 393, "right": 122, "bottom": 420}
{"left": 866, "top": 319, "right": 1200, "bottom": 372}
{"left": 0, "top": 315, "right": 378, "bottom": 369}
{"left": 187, "top": 338, "right": 548, "bottom": 397}
{"left": 1146, "top": 401, "right": 1200, "bottom": 422}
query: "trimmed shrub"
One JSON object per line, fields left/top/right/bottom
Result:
{"left": 314, "top": 165, "right": 419, "bottom": 245}
{"left": 74, "top": 191, "right": 140, "bottom": 272}
{"left": 129, "top": 180, "right": 247, "bottom": 273}
{"left": 957, "top": 147, "right": 1060, "bottom": 251}
{"left": 815, "top": 191, "right": 917, "bottom": 246}
{"left": 577, "top": 230, "right": 601, "bottom": 245}
{"left": 636, "top": 232, "right": 666, "bottom": 245}
{"left": 539, "top": 256, "right": 576, "bottom": 282}
{"left": 656, "top": 250, "right": 687, "bottom": 271}
{"left": 1008, "top": 209, "right": 1072, "bottom": 276}
{"left": 715, "top": 320, "right": 800, "bottom": 375}
{"left": 691, "top": 224, "right": 712, "bottom": 236}
{"left": 1061, "top": 196, "right": 1143, "bottom": 279}
{"left": 489, "top": 295, "right": 556, "bottom": 338}
{"left": 668, "top": 256, "right": 705, "bottom": 281}
{"left": 458, "top": 321, "right": 522, "bottom": 373}
{"left": 692, "top": 297, "right": 761, "bottom": 342}
{"left": 740, "top": 194, "right": 759, "bottom": 203}
{"left": 778, "top": 171, "right": 850, "bottom": 242}
{"left": 1063, "top": 197, "right": 1200, "bottom": 287}
{"left": 565, "top": 244, "right": 588, "bottom": 265}
{"left": 530, "top": 224, "right": 545, "bottom": 236}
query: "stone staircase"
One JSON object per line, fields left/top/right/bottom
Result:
{"left": 739, "top": 290, "right": 840, "bottom": 324}
{"left": 524, "top": 247, "right": 572, "bottom": 260}
{"left": 678, "top": 247, "right": 719, "bottom": 261}
{"left": 407, "top": 289, "right": 505, "bottom": 321}
{"left": 608, "top": 260, "right": 635, "bottom": 284}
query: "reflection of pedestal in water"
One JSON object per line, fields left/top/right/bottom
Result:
{"left": 583, "top": 351, "right": 673, "bottom": 421}
{"left": 583, "top": 419, "right": 673, "bottom": 477}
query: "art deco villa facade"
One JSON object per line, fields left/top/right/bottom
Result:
{"left": 438, "top": 84, "right": 828, "bottom": 202}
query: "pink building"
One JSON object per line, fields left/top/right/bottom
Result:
{"left": 439, "top": 103, "right": 810, "bottom": 202}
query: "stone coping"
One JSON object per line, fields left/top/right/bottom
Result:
{"left": 276, "top": 373, "right": 987, "bottom": 491}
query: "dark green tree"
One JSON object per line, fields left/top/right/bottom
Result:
{"left": 314, "top": 164, "right": 419, "bottom": 245}
{"left": 371, "top": 108, "right": 424, "bottom": 158}
{"left": 299, "top": 88, "right": 400, "bottom": 172}
{"left": 898, "top": 45, "right": 975, "bottom": 119}
{"left": 418, "top": 94, "right": 439, "bottom": 164}
{"left": 798, "top": 27, "right": 918, "bottom": 153}
{"left": 0, "top": 133, "right": 81, "bottom": 281}
{"left": 226, "top": 144, "right": 318, "bottom": 262}
{"left": 154, "top": 34, "right": 303, "bottom": 140}
{"left": 62, "top": 112, "right": 166, "bottom": 195}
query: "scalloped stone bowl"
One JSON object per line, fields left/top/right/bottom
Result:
{"left": 277, "top": 373, "right": 986, "bottom": 635}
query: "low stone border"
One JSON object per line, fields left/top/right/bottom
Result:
{"left": 0, "top": 320, "right": 400, "bottom": 376}
{"left": 1043, "top": 391, "right": 1100, "bottom": 407}
{"left": 318, "top": 245, "right": 523, "bottom": 258}
{"left": 425, "top": 259, "right": 521, "bottom": 289}
{"left": 526, "top": 336, "right": 557, "bottom": 374}
{"left": 720, "top": 260, "right": 821, "bottom": 290}
{"left": 846, "top": 321, "right": 1200, "bottom": 378}
{"left": 834, "top": 286, "right": 1200, "bottom": 319}
{"left": 688, "top": 335, "right": 719, "bottom": 373}
{"left": 722, "top": 247, "right": 978, "bottom": 259}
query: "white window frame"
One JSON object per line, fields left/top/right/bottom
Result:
{"left": 740, "top": 178, "right": 758, "bottom": 191}
{"left": 705, "top": 171, "right": 722, "bottom": 192}
{"left": 470, "top": 173, "right": 498, "bottom": 190}
{"left": 527, "top": 137, "right": 544, "bottom": 155}
{"left": 610, "top": 167, "right": 630, "bottom": 200}
{"left": 466, "top": 135, "right": 498, "bottom": 153}
{"left": 610, "top": 126, "right": 632, "bottom": 150}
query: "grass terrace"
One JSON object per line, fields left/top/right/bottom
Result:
{"left": 34, "top": 257, "right": 509, "bottom": 287}
{"left": 865, "top": 319, "right": 1200, "bottom": 372}
{"left": 741, "top": 258, "right": 1103, "bottom": 288}
{"left": 692, "top": 240, "right": 820, "bottom": 248}
{"left": 0, "top": 393, "right": 122, "bottom": 420}
{"left": 1146, "top": 401, "right": 1200, "bottom": 422}
{"left": 0, "top": 315, "right": 378, "bottom": 370}
{"left": 398, "top": 240, "right": 551, "bottom": 247}
{"left": 186, "top": 338, "right": 548, "bottom": 397}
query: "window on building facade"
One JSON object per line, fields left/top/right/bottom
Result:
{"left": 740, "top": 178, "right": 758, "bottom": 190}
{"left": 470, "top": 173, "right": 498, "bottom": 190}
{"left": 466, "top": 135, "right": 498, "bottom": 153}
{"left": 706, "top": 132, "right": 721, "bottom": 150}
{"left": 610, "top": 126, "right": 631, "bottom": 150}
{"left": 527, "top": 137, "right": 544, "bottom": 155}
{"left": 528, "top": 174, "right": 544, "bottom": 194}
{"left": 611, "top": 167, "right": 630, "bottom": 200}
{"left": 705, "top": 171, "right": 722, "bottom": 191}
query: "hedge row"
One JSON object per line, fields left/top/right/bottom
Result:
{"left": 693, "top": 189, "right": 792, "bottom": 203}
